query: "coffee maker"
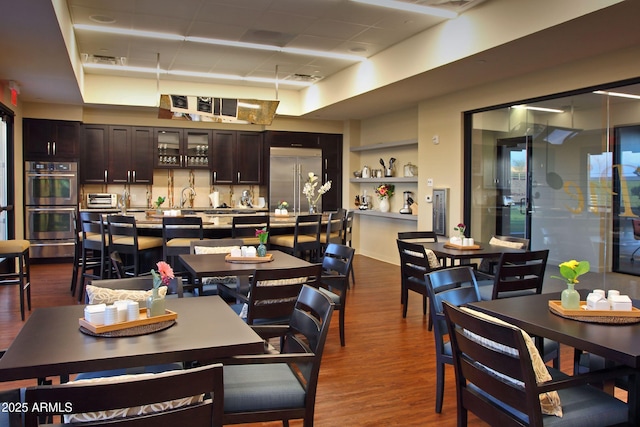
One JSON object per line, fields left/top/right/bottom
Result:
{"left": 399, "top": 191, "right": 413, "bottom": 214}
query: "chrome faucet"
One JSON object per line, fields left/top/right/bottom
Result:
{"left": 180, "top": 186, "right": 196, "bottom": 208}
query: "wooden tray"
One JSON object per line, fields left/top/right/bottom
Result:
{"left": 548, "top": 300, "right": 640, "bottom": 324}
{"left": 443, "top": 242, "right": 482, "bottom": 250}
{"left": 79, "top": 309, "right": 178, "bottom": 334}
{"left": 225, "top": 253, "right": 274, "bottom": 263}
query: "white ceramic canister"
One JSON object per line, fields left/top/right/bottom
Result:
{"left": 362, "top": 165, "right": 370, "bottom": 178}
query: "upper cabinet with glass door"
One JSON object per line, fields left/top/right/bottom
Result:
{"left": 154, "top": 128, "right": 211, "bottom": 169}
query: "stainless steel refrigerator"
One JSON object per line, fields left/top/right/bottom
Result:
{"left": 269, "top": 147, "right": 323, "bottom": 214}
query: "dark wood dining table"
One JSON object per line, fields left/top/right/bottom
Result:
{"left": 415, "top": 240, "right": 526, "bottom": 267}
{"left": 0, "top": 296, "right": 264, "bottom": 382}
{"left": 470, "top": 290, "right": 640, "bottom": 423}
{"left": 179, "top": 250, "right": 314, "bottom": 282}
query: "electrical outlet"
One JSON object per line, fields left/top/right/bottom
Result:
{"left": 425, "top": 195, "right": 432, "bottom": 203}
{"left": 427, "top": 178, "right": 433, "bottom": 187}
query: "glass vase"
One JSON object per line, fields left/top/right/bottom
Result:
{"left": 146, "top": 287, "right": 166, "bottom": 317}
{"left": 257, "top": 243, "right": 267, "bottom": 257}
{"left": 561, "top": 282, "right": 580, "bottom": 310}
{"left": 309, "top": 203, "right": 317, "bottom": 214}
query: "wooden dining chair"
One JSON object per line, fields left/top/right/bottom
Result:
{"left": 477, "top": 249, "right": 549, "bottom": 301}
{"left": 190, "top": 238, "right": 245, "bottom": 298}
{"left": 316, "top": 243, "right": 355, "bottom": 346}
{"left": 320, "top": 209, "right": 345, "bottom": 253}
{"left": 77, "top": 211, "right": 110, "bottom": 302}
{"left": 442, "top": 302, "right": 630, "bottom": 427}
{"left": 424, "top": 266, "right": 481, "bottom": 414}
{"left": 223, "top": 285, "right": 334, "bottom": 427}
{"left": 24, "top": 364, "right": 224, "bottom": 427}
{"left": 477, "top": 235, "right": 530, "bottom": 276}
{"left": 342, "top": 210, "right": 356, "bottom": 287}
{"left": 231, "top": 264, "right": 322, "bottom": 325}
{"left": 396, "top": 239, "right": 444, "bottom": 324}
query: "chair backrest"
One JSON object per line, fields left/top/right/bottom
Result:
{"left": 396, "top": 239, "right": 439, "bottom": 288}
{"left": 80, "top": 211, "right": 106, "bottom": 248}
{"left": 342, "top": 210, "right": 354, "bottom": 247}
{"left": 190, "top": 238, "right": 244, "bottom": 254}
{"left": 323, "top": 209, "right": 346, "bottom": 244}
{"left": 87, "top": 275, "right": 185, "bottom": 301}
{"left": 231, "top": 215, "right": 270, "bottom": 239}
{"left": 442, "top": 302, "right": 551, "bottom": 427}
{"left": 424, "top": 266, "right": 481, "bottom": 359}
{"left": 320, "top": 243, "right": 354, "bottom": 299}
{"left": 24, "top": 364, "right": 223, "bottom": 427}
{"left": 162, "top": 216, "right": 204, "bottom": 241}
{"left": 107, "top": 214, "right": 137, "bottom": 246}
{"left": 245, "top": 264, "right": 322, "bottom": 325}
{"left": 397, "top": 231, "right": 438, "bottom": 242}
{"left": 491, "top": 249, "right": 549, "bottom": 299}
{"left": 282, "top": 285, "right": 335, "bottom": 416}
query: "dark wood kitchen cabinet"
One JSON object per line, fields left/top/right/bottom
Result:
{"left": 154, "top": 128, "right": 211, "bottom": 169}
{"left": 211, "top": 130, "right": 263, "bottom": 185}
{"left": 24, "top": 118, "right": 80, "bottom": 161}
{"left": 109, "top": 126, "right": 153, "bottom": 184}
{"left": 80, "top": 125, "right": 153, "bottom": 184}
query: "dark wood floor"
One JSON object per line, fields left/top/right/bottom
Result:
{"left": 0, "top": 255, "right": 588, "bottom": 426}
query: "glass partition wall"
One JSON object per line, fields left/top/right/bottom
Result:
{"left": 467, "top": 80, "right": 640, "bottom": 294}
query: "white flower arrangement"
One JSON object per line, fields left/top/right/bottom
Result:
{"left": 302, "top": 172, "right": 332, "bottom": 205}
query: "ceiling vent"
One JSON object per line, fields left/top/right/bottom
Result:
{"left": 81, "top": 53, "right": 127, "bottom": 66}
{"left": 285, "top": 74, "right": 324, "bottom": 83}
{"left": 422, "top": 0, "right": 487, "bottom": 13}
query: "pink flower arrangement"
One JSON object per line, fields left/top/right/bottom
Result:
{"left": 375, "top": 183, "right": 395, "bottom": 200}
{"left": 151, "top": 261, "right": 174, "bottom": 289}
{"left": 255, "top": 227, "right": 269, "bottom": 244}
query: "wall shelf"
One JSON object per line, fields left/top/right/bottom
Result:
{"left": 349, "top": 138, "right": 418, "bottom": 152}
{"left": 350, "top": 177, "right": 418, "bottom": 183}
{"left": 353, "top": 210, "right": 417, "bottom": 221}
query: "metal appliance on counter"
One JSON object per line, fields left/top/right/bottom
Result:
{"left": 269, "top": 147, "right": 322, "bottom": 214}
{"left": 400, "top": 191, "right": 413, "bottom": 214}
{"left": 86, "top": 193, "right": 118, "bottom": 209}
{"left": 240, "top": 189, "right": 253, "bottom": 207}
{"left": 24, "top": 161, "right": 79, "bottom": 258}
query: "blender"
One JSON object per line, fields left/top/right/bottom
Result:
{"left": 399, "top": 191, "right": 413, "bottom": 214}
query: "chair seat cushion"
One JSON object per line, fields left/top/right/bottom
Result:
{"left": 0, "top": 239, "right": 30, "bottom": 254}
{"left": 111, "top": 236, "right": 163, "bottom": 250}
{"left": 167, "top": 238, "right": 200, "bottom": 247}
{"left": 224, "top": 364, "right": 305, "bottom": 412}
{"left": 239, "top": 237, "right": 261, "bottom": 246}
{"left": 270, "top": 234, "right": 317, "bottom": 248}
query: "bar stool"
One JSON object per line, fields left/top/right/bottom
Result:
{"left": 342, "top": 210, "right": 355, "bottom": 287}
{"left": 231, "top": 215, "right": 270, "bottom": 247}
{"left": 320, "top": 209, "right": 345, "bottom": 253}
{"left": 107, "top": 215, "right": 163, "bottom": 277}
{"left": 78, "top": 211, "right": 110, "bottom": 302}
{"left": 162, "top": 216, "right": 204, "bottom": 274}
{"left": 270, "top": 214, "right": 322, "bottom": 261}
{"left": 0, "top": 239, "right": 31, "bottom": 320}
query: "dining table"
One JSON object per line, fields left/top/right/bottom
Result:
{"left": 470, "top": 290, "right": 640, "bottom": 424}
{"left": 179, "top": 249, "right": 314, "bottom": 282}
{"left": 0, "top": 296, "right": 264, "bottom": 383}
{"left": 414, "top": 240, "right": 526, "bottom": 267}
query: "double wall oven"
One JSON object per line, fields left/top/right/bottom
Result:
{"left": 25, "top": 161, "right": 78, "bottom": 258}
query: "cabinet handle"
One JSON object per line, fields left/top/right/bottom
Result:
{"left": 237, "top": 171, "right": 240, "bottom": 182}
{"left": 180, "top": 155, "right": 184, "bottom": 166}
{"left": 47, "top": 142, "right": 51, "bottom": 155}
{"left": 213, "top": 171, "right": 217, "bottom": 183}
{"left": 52, "top": 142, "right": 56, "bottom": 156}
{"left": 132, "top": 170, "right": 136, "bottom": 182}
{"left": 104, "top": 170, "right": 108, "bottom": 183}
{"left": 127, "top": 170, "right": 131, "bottom": 182}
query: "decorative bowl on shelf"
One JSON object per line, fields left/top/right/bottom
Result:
{"left": 353, "top": 171, "right": 362, "bottom": 178}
